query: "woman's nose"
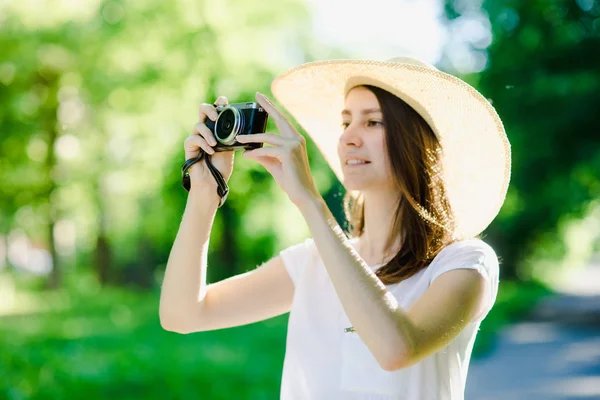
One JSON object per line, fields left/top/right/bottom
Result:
{"left": 339, "top": 125, "right": 363, "bottom": 147}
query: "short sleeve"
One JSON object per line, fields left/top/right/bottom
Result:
{"left": 279, "top": 237, "right": 316, "bottom": 288}
{"left": 430, "top": 239, "right": 500, "bottom": 323}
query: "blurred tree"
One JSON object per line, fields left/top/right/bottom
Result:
{"left": 0, "top": 24, "right": 65, "bottom": 287}
{"left": 0, "top": 0, "right": 316, "bottom": 287}
{"left": 444, "top": 0, "right": 600, "bottom": 279}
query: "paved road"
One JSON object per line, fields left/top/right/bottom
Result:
{"left": 466, "top": 261, "right": 600, "bottom": 400}
{"left": 466, "top": 320, "right": 600, "bottom": 399}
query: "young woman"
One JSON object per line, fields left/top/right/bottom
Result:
{"left": 159, "top": 57, "right": 511, "bottom": 399}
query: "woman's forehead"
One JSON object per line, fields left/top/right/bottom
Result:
{"left": 344, "top": 87, "right": 380, "bottom": 112}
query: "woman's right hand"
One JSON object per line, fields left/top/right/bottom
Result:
{"left": 184, "top": 96, "right": 235, "bottom": 190}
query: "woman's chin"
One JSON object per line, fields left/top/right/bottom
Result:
{"left": 342, "top": 178, "right": 369, "bottom": 191}
{"left": 342, "top": 176, "right": 391, "bottom": 193}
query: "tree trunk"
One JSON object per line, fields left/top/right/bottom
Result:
{"left": 93, "top": 171, "right": 113, "bottom": 285}
{"left": 217, "top": 203, "right": 237, "bottom": 280}
{"left": 95, "top": 233, "right": 111, "bottom": 285}
{"left": 41, "top": 71, "right": 61, "bottom": 290}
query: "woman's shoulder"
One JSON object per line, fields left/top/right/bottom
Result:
{"left": 280, "top": 236, "right": 317, "bottom": 255}
{"left": 433, "top": 237, "right": 498, "bottom": 267}
{"left": 419, "top": 238, "right": 500, "bottom": 288}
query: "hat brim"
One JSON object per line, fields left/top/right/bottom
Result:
{"left": 271, "top": 59, "right": 511, "bottom": 239}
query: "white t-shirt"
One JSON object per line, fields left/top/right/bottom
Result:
{"left": 278, "top": 236, "right": 499, "bottom": 400}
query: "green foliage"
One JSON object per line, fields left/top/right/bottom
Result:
{"left": 446, "top": 0, "right": 600, "bottom": 279}
{"left": 0, "top": 272, "right": 288, "bottom": 399}
{"left": 0, "top": 0, "right": 326, "bottom": 285}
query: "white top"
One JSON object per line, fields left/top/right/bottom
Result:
{"left": 278, "top": 236, "right": 499, "bottom": 400}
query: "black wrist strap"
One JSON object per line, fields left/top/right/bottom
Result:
{"left": 181, "top": 150, "right": 229, "bottom": 208}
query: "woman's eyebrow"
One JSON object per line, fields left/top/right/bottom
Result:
{"left": 341, "top": 108, "right": 382, "bottom": 116}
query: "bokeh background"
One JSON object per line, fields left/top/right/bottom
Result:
{"left": 1, "top": 0, "right": 600, "bottom": 399}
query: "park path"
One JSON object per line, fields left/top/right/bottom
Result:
{"left": 465, "top": 260, "right": 600, "bottom": 400}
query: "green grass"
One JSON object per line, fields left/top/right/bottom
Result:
{"left": 0, "top": 272, "right": 553, "bottom": 399}
{"left": 0, "top": 273, "right": 288, "bottom": 400}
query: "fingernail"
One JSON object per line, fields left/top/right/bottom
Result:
{"left": 257, "top": 92, "right": 269, "bottom": 102}
{"left": 263, "top": 94, "right": 274, "bottom": 105}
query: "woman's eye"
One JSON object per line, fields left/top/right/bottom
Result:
{"left": 367, "top": 120, "right": 383, "bottom": 127}
{"left": 341, "top": 122, "right": 350, "bottom": 129}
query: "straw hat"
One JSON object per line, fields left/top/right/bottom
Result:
{"left": 271, "top": 57, "right": 511, "bottom": 239}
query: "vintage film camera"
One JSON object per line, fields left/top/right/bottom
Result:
{"left": 205, "top": 102, "right": 269, "bottom": 151}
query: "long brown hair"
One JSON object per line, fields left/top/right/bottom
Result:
{"left": 343, "top": 85, "right": 458, "bottom": 285}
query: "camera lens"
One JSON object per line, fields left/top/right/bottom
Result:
{"left": 215, "top": 107, "right": 243, "bottom": 144}
{"left": 220, "top": 110, "right": 235, "bottom": 134}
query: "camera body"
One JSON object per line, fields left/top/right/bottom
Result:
{"left": 205, "top": 102, "right": 268, "bottom": 151}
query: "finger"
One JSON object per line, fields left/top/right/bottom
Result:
{"left": 198, "top": 103, "right": 219, "bottom": 122}
{"left": 237, "top": 133, "right": 287, "bottom": 146}
{"left": 214, "top": 96, "right": 229, "bottom": 107}
{"left": 194, "top": 122, "right": 218, "bottom": 146}
{"left": 255, "top": 92, "right": 283, "bottom": 121}
{"left": 255, "top": 92, "right": 294, "bottom": 137}
{"left": 185, "top": 134, "right": 215, "bottom": 155}
{"left": 247, "top": 155, "right": 280, "bottom": 176}
{"left": 243, "top": 146, "right": 283, "bottom": 161}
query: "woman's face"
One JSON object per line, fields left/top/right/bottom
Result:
{"left": 337, "top": 86, "right": 393, "bottom": 191}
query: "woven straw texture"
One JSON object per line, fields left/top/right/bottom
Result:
{"left": 271, "top": 58, "right": 511, "bottom": 239}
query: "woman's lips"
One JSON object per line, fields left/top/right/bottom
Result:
{"left": 344, "top": 161, "right": 371, "bottom": 168}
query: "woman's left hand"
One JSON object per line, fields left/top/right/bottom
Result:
{"left": 237, "top": 92, "right": 321, "bottom": 209}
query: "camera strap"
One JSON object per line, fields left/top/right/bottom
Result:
{"left": 181, "top": 150, "right": 229, "bottom": 207}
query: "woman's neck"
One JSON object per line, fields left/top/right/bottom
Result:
{"left": 357, "top": 189, "right": 403, "bottom": 264}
